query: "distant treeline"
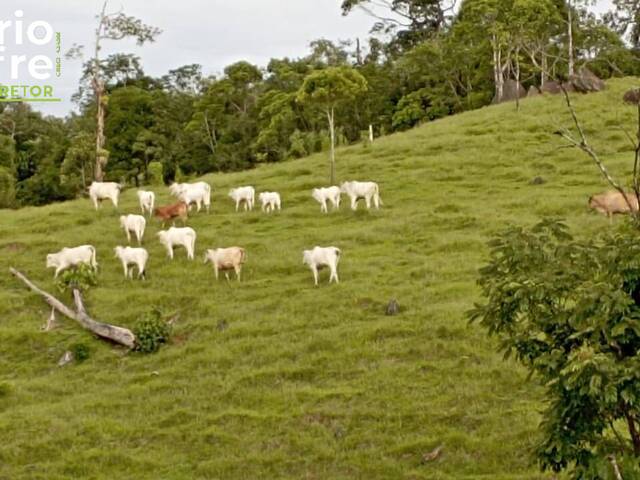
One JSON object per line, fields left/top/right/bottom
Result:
{"left": 0, "top": 0, "right": 638, "bottom": 207}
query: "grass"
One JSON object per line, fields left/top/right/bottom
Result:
{"left": 0, "top": 78, "right": 639, "bottom": 479}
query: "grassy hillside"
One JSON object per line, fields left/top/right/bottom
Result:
{"left": 0, "top": 78, "right": 638, "bottom": 479}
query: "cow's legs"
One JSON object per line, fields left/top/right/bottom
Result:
{"left": 311, "top": 266, "right": 319, "bottom": 286}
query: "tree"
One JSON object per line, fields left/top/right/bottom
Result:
{"left": 341, "top": 0, "right": 456, "bottom": 51}
{"left": 67, "top": 1, "right": 160, "bottom": 182}
{"left": 605, "top": 0, "right": 640, "bottom": 48}
{"left": 297, "top": 67, "right": 368, "bottom": 183}
{"left": 469, "top": 219, "right": 640, "bottom": 477}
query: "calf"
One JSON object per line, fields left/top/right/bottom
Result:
{"left": 259, "top": 191, "right": 281, "bottom": 213}
{"left": 157, "top": 227, "right": 196, "bottom": 260}
{"left": 137, "top": 190, "right": 155, "bottom": 216}
{"left": 89, "top": 181, "right": 121, "bottom": 210}
{"left": 340, "top": 181, "right": 382, "bottom": 210}
{"left": 119, "top": 214, "right": 146, "bottom": 245}
{"left": 46, "top": 245, "right": 97, "bottom": 278}
{"left": 154, "top": 202, "right": 188, "bottom": 226}
{"left": 589, "top": 191, "right": 639, "bottom": 223}
{"left": 312, "top": 186, "right": 341, "bottom": 213}
{"left": 204, "top": 247, "right": 246, "bottom": 281}
{"left": 114, "top": 246, "right": 148, "bottom": 279}
{"left": 302, "top": 246, "right": 341, "bottom": 286}
{"left": 228, "top": 186, "right": 255, "bottom": 211}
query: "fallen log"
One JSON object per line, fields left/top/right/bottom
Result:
{"left": 10, "top": 267, "right": 136, "bottom": 348}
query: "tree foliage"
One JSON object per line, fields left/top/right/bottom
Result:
{"left": 469, "top": 219, "right": 640, "bottom": 477}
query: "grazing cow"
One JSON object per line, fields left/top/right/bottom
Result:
{"left": 169, "top": 182, "right": 211, "bottom": 213}
{"left": 302, "top": 246, "right": 341, "bottom": 286}
{"left": 311, "top": 186, "right": 341, "bottom": 213}
{"left": 340, "top": 181, "right": 382, "bottom": 210}
{"left": 259, "top": 191, "right": 281, "bottom": 213}
{"left": 154, "top": 202, "right": 188, "bottom": 226}
{"left": 157, "top": 227, "right": 196, "bottom": 260}
{"left": 89, "top": 181, "right": 121, "bottom": 210}
{"left": 137, "top": 190, "right": 155, "bottom": 216}
{"left": 114, "top": 246, "right": 148, "bottom": 279}
{"left": 229, "top": 186, "right": 255, "bottom": 211}
{"left": 204, "top": 247, "right": 246, "bottom": 281}
{"left": 119, "top": 214, "right": 146, "bottom": 245}
{"left": 46, "top": 245, "right": 97, "bottom": 278}
{"left": 589, "top": 191, "right": 639, "bottom": 223}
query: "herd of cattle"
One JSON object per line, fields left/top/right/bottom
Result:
{"left": 44, "top": 179, "right": 382, "bottom": 285}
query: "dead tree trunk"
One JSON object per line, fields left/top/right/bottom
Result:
{"left": 10, "top": 267, "right": 136, "bottom": 348}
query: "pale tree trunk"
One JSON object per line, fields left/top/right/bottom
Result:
{"left": 567, "top": 1, "right": 575, "bottom": 76}
{"left": 492, "top": 34, "right": 504, "bottom": 102}
{"left": 327, "top": 107, "right": 336, "bottom": 185}
{"left": 541, "top": 52, "right": 548, "bottom": 88}
{"left": 93, "top": 1, "right": 108, "bottom": 181}
{"left": 514, "top": 46, "right": 521, "bottom": 111}
{"left": 10, "top": 267, "right": 136, "bottom": 348}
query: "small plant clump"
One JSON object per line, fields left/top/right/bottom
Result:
{"left": 55, "top": 263, "right": 97, "bottom": 294}
{"left": 133, "top": 310, "right": 172, "bottom": 354}
{"left": 70, "top": 343, "right": 91, "bottom": 362}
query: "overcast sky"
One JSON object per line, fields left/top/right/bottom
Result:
{"left": 2, "top": 0, "right": 614, "bottom": 118}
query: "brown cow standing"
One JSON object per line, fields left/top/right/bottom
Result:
{"left": 154, "top": 202, "right": 188, "bottom": 227}
{"left": 588, "top": 191, "right": 639, "bottom": 223}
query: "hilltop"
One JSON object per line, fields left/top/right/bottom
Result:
{"left": 0, "top": 78, "right": 638, "bottom": 479}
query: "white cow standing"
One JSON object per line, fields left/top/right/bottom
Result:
{"left": 137, "top": 190, "right": 155, "bottom": 216}
{"left": 259, "top": 192, "right": 281, "bottom": 213}
{"left": 302, "top": 246, "right": 341, "bottom": 286}
{"left": 157, "top": 227, "right": 196, "bottom": 260}
{"left": 340, "top": 181, "right": 382, "bottom": 210}
{"left": 229, "top": 186, "right": 255, "bottom": 211}
{"left": 119, "top": 214, "right": 146, "bottom": 245}
{"left": 89, "top": 182, "right": 121, "bottom": 210}
{"left": 204, "top": 247, "right": 246, "bottom": 281}
{"left": 46, "top": 245, "right": 98, "bottom": 278}
{"left": 114, "top": 246, "right": 148, "bottom": 279}
{"left": 311, "top": 186, "right": 341, "bottom": 213}
{"left": 169, "top": 182, "right": 211, "bottom": 213}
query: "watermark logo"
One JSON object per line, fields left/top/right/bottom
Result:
{"left": 0, "top": 10, "right": 62, "bottom": 103}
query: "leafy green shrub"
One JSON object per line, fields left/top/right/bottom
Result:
{"left": 469, "top": 219, "right": 640, "bottom": 478}
{"left": 133, "top": 310, "right": 172, "bottom": 354}
{"left": 0, "top": 166, "right": 15, "bottom": 208}
{"left": 147, "top": 161, "right": 163, "bottom": 185}
{"left": 55, "top": 263, "right": 97, "bottom": 293}
{"left": 70, "top": 343, "right": 90, "bottom": 362}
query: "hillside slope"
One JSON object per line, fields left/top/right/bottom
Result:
{"left": 0, "top": 78, "right": 638, "bottom": 479}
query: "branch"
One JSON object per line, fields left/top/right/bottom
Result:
{"left": 10, "top": 267, "right": 136, "bottom": 348}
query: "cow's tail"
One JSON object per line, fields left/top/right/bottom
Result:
{"left": 240, "top": 248, "right": 247, "bottom": 263}
{"left": 334, "top": 247, "right": 341, "bottom": 257}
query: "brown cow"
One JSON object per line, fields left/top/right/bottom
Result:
{"left": 154, "top": 202, "right": 188, "bottom": 226}
{"left": 588, "top": 191, "right": 639, "bottom": 223}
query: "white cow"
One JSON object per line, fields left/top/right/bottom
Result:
{"left": 340, "top": 181, "right": 382, "bottom": 210}
{"left": 46, "top": 245, "right": 97, "bottom": 278}
{"left": 169, "top": 182, "right": 211, "bottom": 213}
{"left": 302, "top": 246, "right": 341, "bottom": 286}
{"left": 89, "top": 181, "right": 121, "bottom": 210}
{"left": 311, "top": 186, "right": 341, "bottom": 213}
{"left": 114, "top": 246, "right": 148, "bottom": 279}
{"left": 228, "top": 186, "right": 255, "bottom": 211}
{"left": 157, "top": 227, "right": 196, "bottom": 260}
{"left": 137, "top": 190, "right": 155, "bottom": 216}
{"left": 204, "top": 247, "right": 246, "bottom": 281}
{"left": 259, "top": 191, "right": 281, "bottom": 213}
{"left": 119, "top": 214, "right": 146, "bottom": 245}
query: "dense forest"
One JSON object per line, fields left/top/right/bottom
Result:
{"left": 1, "top": 0, "right": 639, "bottom": 207}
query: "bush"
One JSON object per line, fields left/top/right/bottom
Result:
{"left": 133, "top": 310, "right": 172, "bottom": 354}
{"left": 147, "top": 161, "right": 163, "bottom": 185}
{"left": 0, "top": 166, "right": 15, "bottom": 208}
{"left": 55, "top": 263, "right": 97, "bottom": 294}
{"left": 70, "top": 343, "right": 90, "bottom": 362}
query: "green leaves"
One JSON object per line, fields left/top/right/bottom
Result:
{"left": 133, "top": 310, "right": 172, "bottom": 354}
{"left": 55, "top": 263, "right": 97, "bottom": 294}
{"left": 296, "top": 66, "right": 368, "bottom": 112}
{"left": 470, "top": 219, "right": 640, "bottom": 476}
